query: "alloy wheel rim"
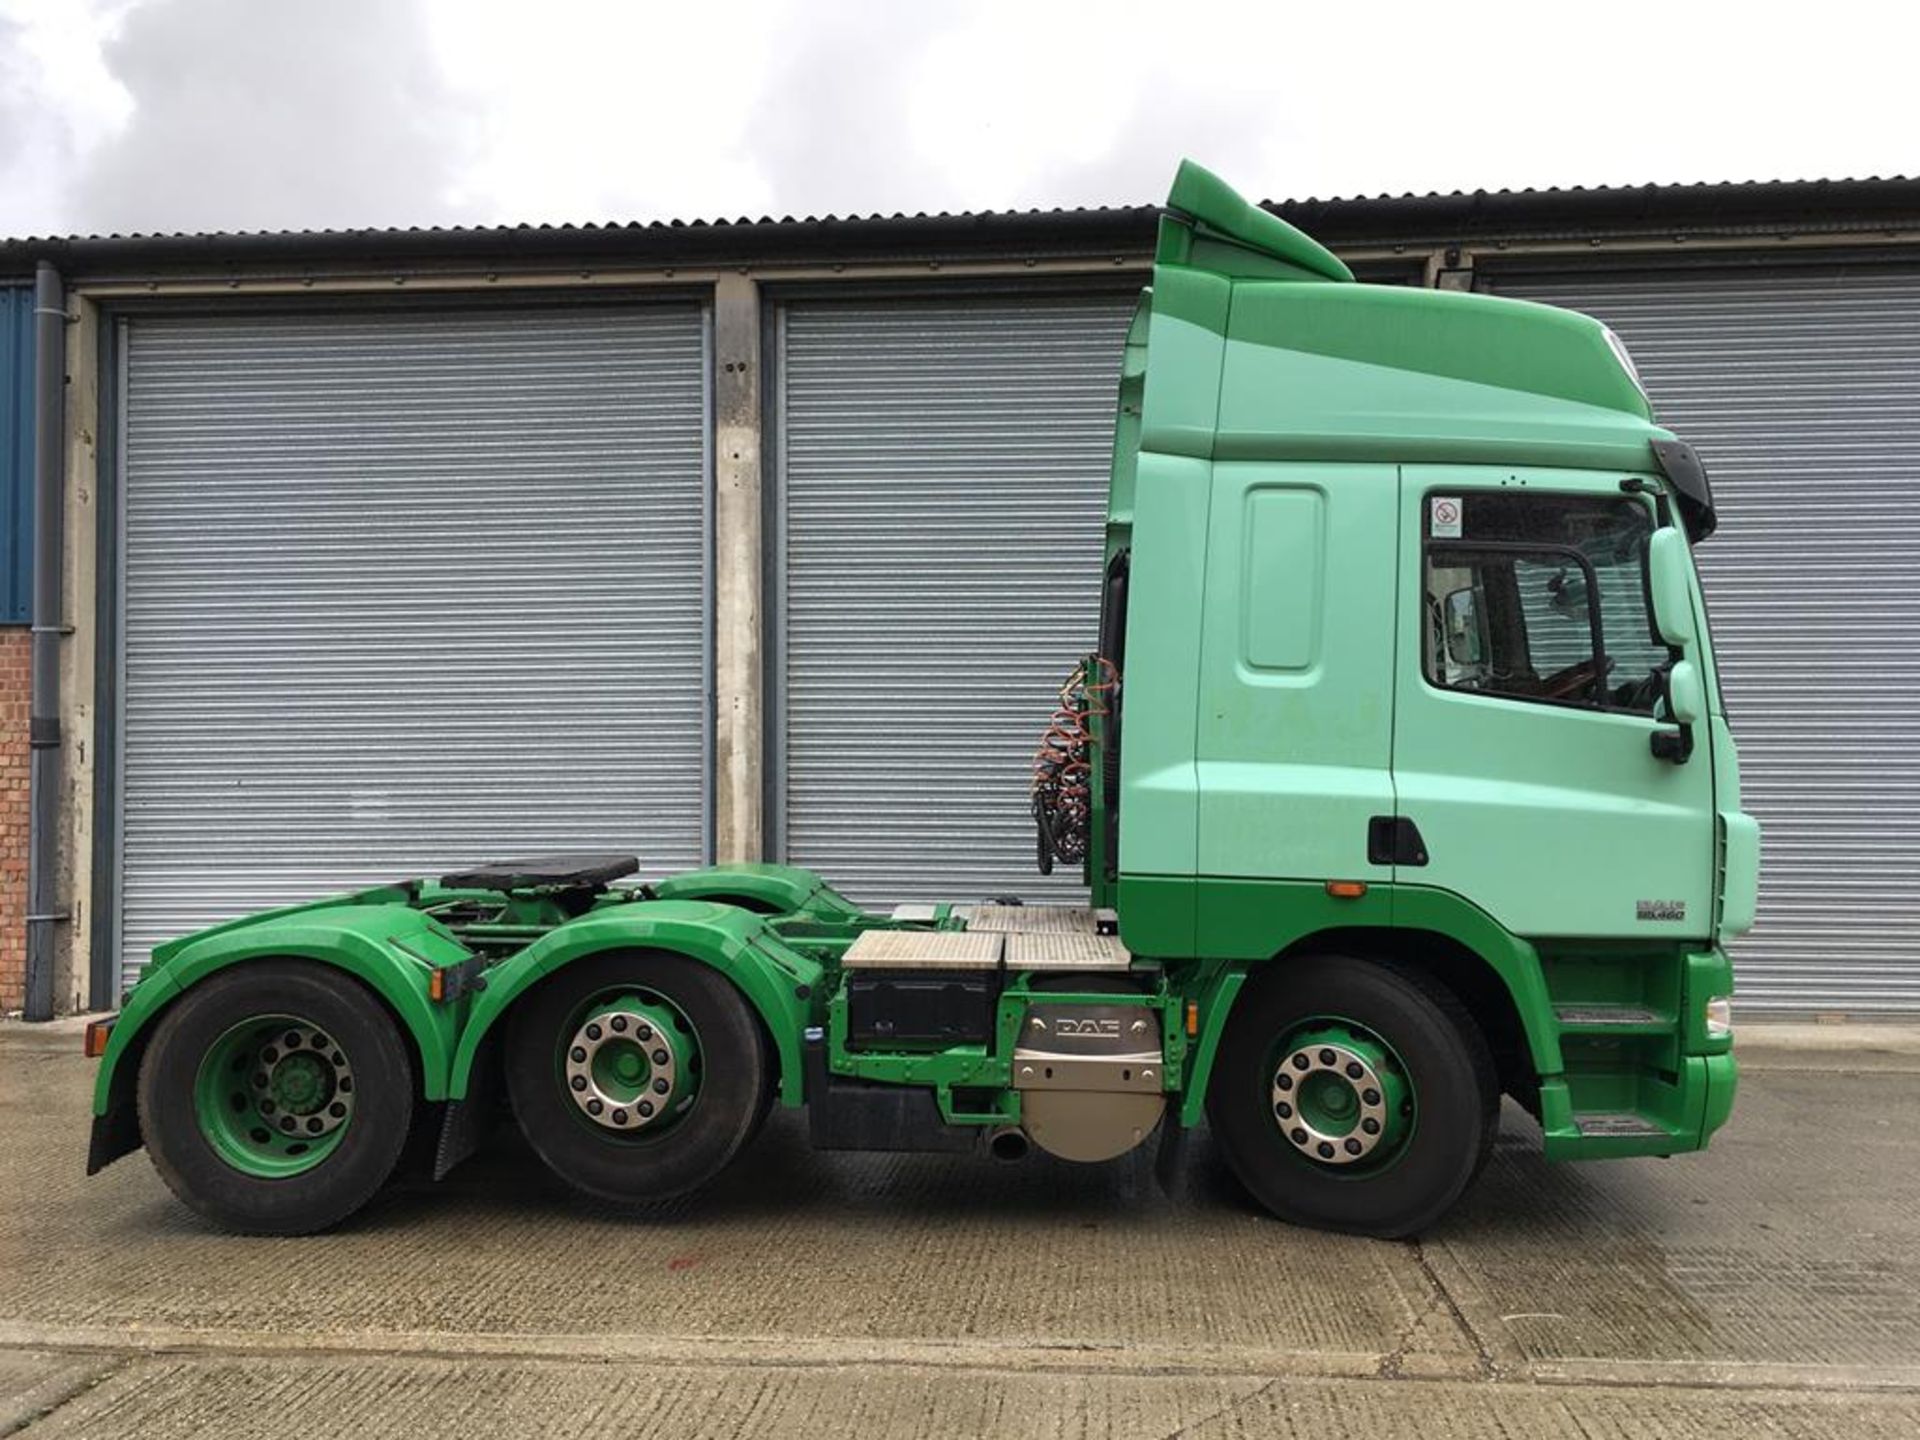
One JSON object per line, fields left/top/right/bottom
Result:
{"left": 561, "top": 994, "right": 699, "bottom": 1135}
{"left": 193, "top": 1016, "right": 355, "bottom": 1177}
{"left": 1270, "top": 1019, "right": 1414, "bottom": 1170}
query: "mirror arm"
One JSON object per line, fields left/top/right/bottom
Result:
{"left": 1650, "top": 725, "right": 1694, "bottom": 764}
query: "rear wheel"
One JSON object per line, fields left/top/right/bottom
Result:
{"left": 137, "top": 960, "right": 415, "bottom": 1234}
{"left": 504, "top": 951, "right": 770, "bottom": 1204}
{"left": 1208, "top": 954, "right": 1496, "bottom": 1238}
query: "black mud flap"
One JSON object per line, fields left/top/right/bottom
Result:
{"left": 433, "top": 1031, "right": 502, "bottom": 1181}
{"left": 87, "top": 1101, "right": 143, "bottom": 1175}
{"left": 805, "top": 1041, "right": 976, "bottom": 1154}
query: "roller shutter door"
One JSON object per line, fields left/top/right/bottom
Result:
{"left": 777, "top": 293, "right": 1135, "bottom": 905}
{"left": 1490, "top": 266, "right": 1920, "bottom": 1013}
{"left": 118, "top": 304, "right": 709, "bottom": 990}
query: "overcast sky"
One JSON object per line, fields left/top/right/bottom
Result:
{"left": 0, "top": 0, "right": 1911, "bottom": 238}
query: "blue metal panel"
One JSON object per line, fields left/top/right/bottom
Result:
{"left": 0, "top": 285, "right": 32, "bottom": 623}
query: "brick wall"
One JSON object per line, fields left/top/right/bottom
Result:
{"left": 1, "top": 626, "right": 28, "bottom": 1013}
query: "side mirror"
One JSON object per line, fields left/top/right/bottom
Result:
{"left": 1665, "top": 658, "right": 1703, "bottom": 725}
{"left": 1442, "top": 587, "right": 1485, "bottom": 666}
{"left": 1647, "top": 528, "right": 1696, "bottom": 648}
{"left": 1651, "top": 658, "right": 1703, "bottom": 764}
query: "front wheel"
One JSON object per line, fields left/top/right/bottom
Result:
{"left": 136, "top": 960, "right": 416, "bottom": 1234}
{"left": 504, "top": 951, "right": 771, "bottom": 1204}
{"left": 1208, "top": 954, "right": 1497, "bottom": 1238}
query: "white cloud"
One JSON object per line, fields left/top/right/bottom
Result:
{"left": 0, "top": 0, "right": 1912, "bottom": 238}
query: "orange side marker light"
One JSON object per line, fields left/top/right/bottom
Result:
{"left": 83, "top": 1018, "right": 115, "bottom": 1058}
{"left": 1325, "top": 880, "right": 1368, "bottom": 900}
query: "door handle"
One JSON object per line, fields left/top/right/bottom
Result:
{"left": 1368, "top": 817, "right": 1428, "bottom": 867}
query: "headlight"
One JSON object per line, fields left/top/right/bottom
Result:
{"left": 1704, "top": 995, "right": 1733, "bottom": 1039}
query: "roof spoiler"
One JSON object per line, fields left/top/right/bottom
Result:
{"left": 1161, "top": 160, "right": 1353, "bottom": 283}
{"left": 1650, "top": 439, "right": 1718, "bottom": 542}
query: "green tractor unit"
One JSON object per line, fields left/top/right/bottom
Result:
{"left": 83, "top": 162, "right": 1758, "bottom": 1238}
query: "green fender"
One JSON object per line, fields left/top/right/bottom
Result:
{"left": 1132, "top": 876, "right": 1565, "bottom": 1127}
{"left": 447, "top": 900, "right": 825, "bottom": 1108}
{"left": 93, "top": 898, "right": 468, "bottom": 1117}
{"left": 650, "top": 863, "right": 866, "bottom": 920}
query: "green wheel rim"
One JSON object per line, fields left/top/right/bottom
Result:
{"left": 192, "top": 1015, "right": 355, "bottom": 1178}
{"left": 1269, "top": 1017, "right": 1415, "bottom": 1174}
{"left": 558, "top": 990, "right": 701, "bottom": 1139}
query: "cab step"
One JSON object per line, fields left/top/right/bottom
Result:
{"left": 1553, "top": 1004, "right": 1674, "bottom": 1035}
{"left": 1571, "top": 1111, "right": 1671, "bottom": 1139}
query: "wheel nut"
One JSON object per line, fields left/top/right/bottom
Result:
{"left": 1275, "top": 1102, "right": 1292, "bottom": 1119}
{"left": 611, "top": 1015, "right": 628, "bottom": 1032}
{"left": 284, "top": 1031, "right": 301, "bottom": 1048}
{"left": 1318, "top": 1048, "right": 1336, "bottom": 1065}
{"left": 570, "top": 1047, "right": 587, "bottom": 1063}
{"left": 1362, "top": 1088, "right": 1381, "bottom": 1106}
{"left": 570, "top": 1076, "right": 588, "bottom": 1092}
{"left": 587, "top": 1099, "right": 603, "bottom": 1116}
{"left": 585, "top": 1023, "right": 602, "bottom": 1041}
{"left": 1290, "top": 1127, "right": 1308, "bottom": 1145}
{"left": 1291, "top": 1053, "right": 1310, "bottom": 1071}
{"left": 307, "top": 1118, "right": 323, "bottom": 1134}
{"left": 638, "top": 1101, "right": 654, "bottom": 1117}
{"left": 637, "top": 1025, "right": 653, "bottom": 1042}
{"left": 1345, "top": 1138, "right": 1363, "bottom": 1155}
{"left": 263, "top": 1047, "right": 279, "bottom": 1063}
{"left": 1345, "top": 1061, "right": 1363, "bottom": 1079}
{"left": 279, "top": 1117, "right": 296, "bottom": 1132}
{"left": 312, "top": 1034, "right": 329, "bottom": 1050}
{"left": 611, "top": 1109, "right": 628, "bottom": 1125}
{"left": 652, "top": 1049, "right": 668, "bottom": 1065}
{"left": 1362, "top": 1118, "right": 1380, "bottom": 1135}
{"left": 653, "top": 1079, "right": 669, "bottom": 1094}
{"left": 1275, "top": 1073, "right": 1293, "bottom": 1092}
{"left": 1317, "top": 1141, "right": 1335, "bottom": 1159}
{"left": 260, "top": 1099, "right": 276, "bottom": 1115}
{"left": 329, "top": 1102, "right": 346, "bottom": 1118}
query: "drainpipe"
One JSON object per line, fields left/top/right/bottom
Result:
{"left": 24, "top": 261, "right": 66, "bottom": 1021}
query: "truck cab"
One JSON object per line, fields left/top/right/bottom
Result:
{"left": 1074, "top": 162, "right": 1756, "bottom": 1227}
{"left": 85, "top": 162, "right": 1758, "bottom": 1240}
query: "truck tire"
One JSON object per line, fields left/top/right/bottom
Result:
{"left": 1207, "top": 954, "right": 1497, "bottom": 1238}
{"left": 136, "top": 960, "right": 416, "bottom": 1235}
{"left": 505, "top": 951, "right": 770, "bottom": 1204}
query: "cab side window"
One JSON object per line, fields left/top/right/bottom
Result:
{"left": 1424, "top": 491, "right": 1671, "bottom": 715}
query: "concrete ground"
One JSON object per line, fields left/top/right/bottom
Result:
{"left": 0, "top": 1024, "right": 1916, "bottom": 1438}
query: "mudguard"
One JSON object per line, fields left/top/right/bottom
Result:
{"left": 650, "top": 863, "right": 865, "bottom": 921}
{"left": 88, "top": 894, "right": 471, "bottom": 1171}
{"left": 448, "top": 900, "right": 826, "bottom": 1108}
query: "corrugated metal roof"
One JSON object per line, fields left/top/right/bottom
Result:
{"left": 5, "top": 175, "right": 1919, "bottom": 278}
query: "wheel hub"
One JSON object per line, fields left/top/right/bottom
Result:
{"left": 564, "top": 1002, "right": 685, "bottom": 1132}
{"left": 253, "top": 1024, "right": 354, "bottom": 1139}
{"left": 1271, "top": 1030, "right": 1400, "bottom": 1166}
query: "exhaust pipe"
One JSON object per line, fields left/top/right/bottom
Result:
{"left": 987, "top": 1127, "right": 1030, "bottom": 1162}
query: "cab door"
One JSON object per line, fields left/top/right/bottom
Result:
{"left": 1391, "top": 466, "right": 1716, "bottom": 941}
{"left": 1195, "top": 461, "right": 1400, "bottom": 888}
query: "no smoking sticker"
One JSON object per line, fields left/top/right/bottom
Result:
{"left": 1430, "top": 496, "right": 1462, "bottom": 538}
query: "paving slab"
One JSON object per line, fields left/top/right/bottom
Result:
{"left": 18, "top": 1355, "right": 1920, "bottom": 1440}
{"left": 3, "top": 1034, "right": 1917, "bottom": 1414}
{"left": 1430, "top": 1068, "right": 1920, "bottom": 1376}
{"left": 0, "top": 1048, "right": 1474, "bottom": 1373}
{"left": 0, "top": 1350, "right": 120, "bottom": 1434}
